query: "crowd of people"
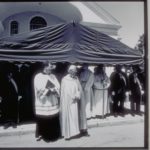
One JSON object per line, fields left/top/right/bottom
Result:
{"left": 0, "top": 61, "right": 145, "bottom": 142}
{"left": 33, "top": 62, "right": 145, "bottom": 142}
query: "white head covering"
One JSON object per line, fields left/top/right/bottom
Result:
{"left": 68, "top": 65, "right": 77, "bottom": 72}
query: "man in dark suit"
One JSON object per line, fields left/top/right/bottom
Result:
{"left": 137, "top": 65, "right": 145, "bottom": 105}
{"left": 128, "top": 65, "right": 143, "bottom": 115}
{"left": 109, "top": 65, "right": 128, "bottom": 117}
{"left": 0, "top": 62, "right": 18, "bottom": 128}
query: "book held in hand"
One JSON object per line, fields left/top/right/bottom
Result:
{"left": 45, "top": 80, "right": 55, "bottom": 89}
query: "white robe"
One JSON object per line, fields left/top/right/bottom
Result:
{"left": 60, "top": 75, "right": 82, "bottom": 139}
{"left": 79, "top": 69, "right": 94, "bottom": 119}
{"left": 92, "top": 73, "right": 110, "bottom": 117}
{"left": 34, "top": 73, "right": 60, "bottom": 116}
{"left": 77, "top": 79, "right": 87, "bottom": 131}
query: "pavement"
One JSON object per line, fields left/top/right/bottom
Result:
{"left": 0, "top": 102, "right": 145, "bottom": 137}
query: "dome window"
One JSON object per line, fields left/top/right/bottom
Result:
{"left": 10, "top": 21, "right": 19, "bottom": 35}
{"left": 30, "top": 16, "right": 47, "bottom": 31}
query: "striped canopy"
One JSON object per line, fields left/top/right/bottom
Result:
{"left": 0, "top": 22, "right": 143, "bottom": 64}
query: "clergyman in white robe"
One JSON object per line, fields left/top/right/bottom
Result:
{"left": 34, "top": 73, "right": 60, "bottom": 116}
{"left": 60, "top": 65, "right": 87, "bottom": 139}
{"left": 92, "top": 66, "right": 110, "bottom": 118}
{"left": 34, "top": 63, "right": 61, "bottom": 141}
{"left": 79, "top": 65, "right": 94, "bottom": 119}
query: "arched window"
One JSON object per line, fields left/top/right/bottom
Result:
{"left": 10, "top": 21, "right": 19, "bottom": 35}
{"left": 30, "top": 16, "right": 47, "bottom": 31}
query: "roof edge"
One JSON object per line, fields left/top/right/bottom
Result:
{"left": 81, "top": 2, "right": 121, "bottom": 26}
{"left": 81, "top": 21, "right": 121, "bottom": 36}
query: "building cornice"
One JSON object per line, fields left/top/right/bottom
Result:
{"left": 81, "top": 22, "right": 121, "bottom": 36}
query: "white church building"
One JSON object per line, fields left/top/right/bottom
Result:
{"left": 0, "top": 2, "right": 121, "bottom": 39}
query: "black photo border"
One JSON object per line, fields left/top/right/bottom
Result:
{"left": 0, "top": 0, "right": 148, "bottom": 150}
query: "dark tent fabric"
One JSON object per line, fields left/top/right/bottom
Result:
{"left": 0, "top": 22, "right": 143, "bottom": 64}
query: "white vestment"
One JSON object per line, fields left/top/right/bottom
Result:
{"left": 92, "top": 73, "right": 110, "bottom": 117}
{"left": 79, "top": 69, "right": 94, "bottom": 119}
{"left": 60, "top": 75, "right": 83, "bottom": 139}
{"left": 34, "top": 73, "right": 60, "bottom": 116}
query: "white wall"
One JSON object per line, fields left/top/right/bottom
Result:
{"left": 1, "top": 11, "right": 65, "bottom": 37}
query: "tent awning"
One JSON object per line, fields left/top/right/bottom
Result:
{"left": 0, "top": 22, "right": 143, "bottom": 64}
